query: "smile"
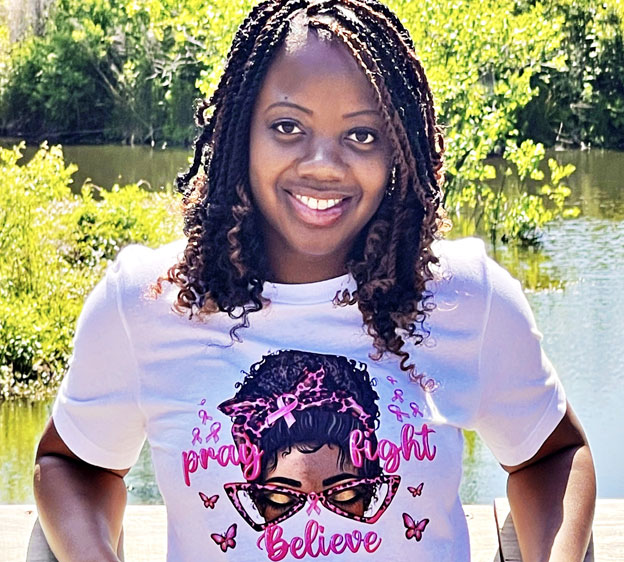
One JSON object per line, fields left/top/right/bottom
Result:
{"left": 285, "top": 190, "right": 351, "bottom": 228}
{"left": 292, "top": 194, "right": 344, "bottom": 211}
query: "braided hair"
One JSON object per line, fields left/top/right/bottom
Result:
{"left": 157, "top": 0, "right": 447, "bottom": 383}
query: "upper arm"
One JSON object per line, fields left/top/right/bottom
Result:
{"left": 36, "top": 417, "right": 130, "bottom": 479}
{"left": 501, "top": 402, "right": 589, "bottom": 474}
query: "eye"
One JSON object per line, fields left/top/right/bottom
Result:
{"left": 271, "top": 120, "right": 303, "bottom": 136}
{"left": 329, "top": 487, "right": 364, "bottom": 505}
{"left": 264, "top": 492, "right": 295, "bottom": 507}
{"left": 347, "top": 129, "right": 377, "bottom": 145}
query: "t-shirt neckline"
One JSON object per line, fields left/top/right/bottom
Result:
{"left": 262, "top": 273, "right": 356, "bottom": 305}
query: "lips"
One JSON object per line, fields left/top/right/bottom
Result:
{"left": 284, "top": 189, "right": 352, "bottom": 227}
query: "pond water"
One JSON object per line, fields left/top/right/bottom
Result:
{"left": 0, "top": 144, "right": 623, "bottom": 505}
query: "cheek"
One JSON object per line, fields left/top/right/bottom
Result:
{"left": 356, "top": 154, "right": 392, "bottom": 197}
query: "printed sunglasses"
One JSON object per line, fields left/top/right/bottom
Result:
{"left": 224, "top": 474, "right": 401, "bottom": 531}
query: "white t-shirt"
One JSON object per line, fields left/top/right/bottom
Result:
{"left": 53, "top": 237, "right": 565, "bottom": 561}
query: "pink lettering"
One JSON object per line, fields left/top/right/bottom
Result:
{"left": 181, "top": 441, "right": 262, "bottom": 486}
{"left": 329, "top": 534, "right": 346, "bottom": 554}
{"left": 401, "top": 423, "right": 437, "bottom": 461}
{"left": 378, "top": 440, "right": 400, "bottom": 472}
{"left": 364, "top": 531, "right": 382, "bottom": 552}
{"left": 182, "top": 450, "right": 198, "bottom": 486}
{"left": 258, "top": 525, "right": 288, "bottom": 561}
{"left": 349, "top": 430, "right": 364, "bottom": 468}
{"left": 348, "top": 423, "right": 437, "bottom": 473}
{"left": 257, "top": 520, "right": 382, "bottom": 560}
{"left": 290, "top": 537, "right": 305, "bottom": 559}
{"left": 345, "top": 530, "right": 362, "bottom": 553}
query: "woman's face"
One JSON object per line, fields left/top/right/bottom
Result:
{"left": 248, "top": 30, "right": 392, "bottom": 283}
{"left": 260, "top": 443, "right": 365, "bottom": 521}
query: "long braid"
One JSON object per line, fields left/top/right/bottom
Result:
{"left": 158, "top": 0, "right": 447, "bottom": 383}
{"left": 310, "top": 8, "right": 436, "bottom": 374}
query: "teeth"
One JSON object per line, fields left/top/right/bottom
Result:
{"left": 294, "top": 194, "right": 343, "bottom": 211}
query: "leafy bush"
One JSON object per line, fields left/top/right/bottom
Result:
{"left": 0, "top": 143, "right": 181, "bottom": 399}
{"left": 387, "top": 0, "right": 581, "bottom": 244}
{"left": 519, "top": 0, "right": 624, "bottom": 149}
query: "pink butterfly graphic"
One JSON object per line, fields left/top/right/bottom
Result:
{"left": 199, "top": 492, "right": 219, "bottom": 509}
{"left": 211, "top": 523, "right": 237, "bottom": 552}
{"left": 407, "top": 482, "right": 424, "bottom": 497}
{"left": 402, "top": 512, "right": 429, "bottom": 542}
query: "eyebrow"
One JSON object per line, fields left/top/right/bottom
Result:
{"left": 266, "top": 101, "right": 312, "bottom": 115}
{"left": 322, "top": 472, "right": 358, "bottom": 487}
{"left": 343, "top": 109, "right": 379, "bottom": 118}
{"left": 264, "top": 476, "right": 302, "bottom": 488}
{"left": 265, "top": 101, "right": 379, "bottom": 119}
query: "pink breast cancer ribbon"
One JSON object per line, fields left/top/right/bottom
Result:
{"left": 392, "top": 389, "right": 404, "bottom": 403}
{"left": 198, "top": 409, "right": 212, "bottom": 425}
{"left": 386, "top": 375, "right": 398, "bottom": 385}
{"left": 306, "top": 493, "right": 322, "bottom": 516}
{"left": 191, "top": 427, "right": 203, "bottom": 445}
{"left": 388, "top": 404, "right": 410, "bottom": 422}
{"left": 410, "top": 402, "right": 424, "bottom": 418}
{"left": 266, "top": 394, "right": 299, "bottom": 427}
{"left": 206, "top": 421, "right": 221, "bottom": 443}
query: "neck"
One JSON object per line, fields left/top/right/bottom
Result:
{"left": 266, "top": 248, "right": 349, "bottom": 284}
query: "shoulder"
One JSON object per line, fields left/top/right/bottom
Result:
{"left": 110, "top": 239, "right": 186, "bottom": 283}
{"left": 106, "top": 239, "right": 186, "bottom": 294}
{"left": 92, "top": 239, "right": 186, "bottom": 316}
{"left": 430, "top": 236, "right": 520, "bottom": 300}
{"left": 427, "top": 237, "right": 528, "bottom": 332}
{"left": 431, "top": 237, "right": 488, "bottom": 286}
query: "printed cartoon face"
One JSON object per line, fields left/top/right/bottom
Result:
{"left": 219, "top": 350, "right": 400, "bottom": 531}
{"left": 248, "top": 30, "right": 392, "bottom": 282}
{"left": 260, "top": 443, "right": 365, "bottom": 520}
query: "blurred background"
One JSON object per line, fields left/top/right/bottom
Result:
{"left": 1, "top": 0, "right": 623, "bottom": 506}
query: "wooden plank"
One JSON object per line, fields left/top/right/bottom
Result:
{"left": 0, "top": 506, "right": 39, "bottom": 561}
{"left": 0, "top": 505, "right": 165, "bottom": 562}
{"left": 495, "top": 498, "right": 624, "bottom": 561}
{"left": 464, "top": 504, "right": 502, "bottom": 562}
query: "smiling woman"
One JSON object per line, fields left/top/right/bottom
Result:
{"left": 33, "top": 1, "right": 595, "bottom": 561}
{"left": 249, "top": 31, "right": 391, "bottom": 282}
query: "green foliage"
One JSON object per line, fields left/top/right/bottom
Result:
{"left": 3, "top": 0, "right": 622, "bottom": 247}
{"left": 0, "top": 143, "right": 181, "bottom": 399}
{"left": 0, "top": 0, "right": 206, "bottom": 143}
{"left": 519, "top": 0, "right": 624, "bottom": 148}
{"left": 450, "top": 140, "right": 579, "bottom": 245}
{"left": 387, "top": 0, "right": 581, "bottom": 245}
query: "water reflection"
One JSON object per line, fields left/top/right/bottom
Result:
{"left": 0, "top": 399, "right": 162, "bottom": 504}
{"left": 0, "top": 140, "right": 190, "bottom": 193}
{"left": 0, "top": 400, "right": 51, "bottom": 503}
{"left": 552, "top": 149, "right": 624, "bottom": 220}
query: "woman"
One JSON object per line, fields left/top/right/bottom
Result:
{"left": 34, "top": 1, "right": 595, "bottom": 560}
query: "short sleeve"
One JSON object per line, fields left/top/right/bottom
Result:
{"left": 472, "top": 257, "right": 566, "bottom": 467}
{"left": 52, "top": 250, "right": 147, "bottom": 470}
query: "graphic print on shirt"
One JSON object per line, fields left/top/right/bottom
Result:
{"left": 182, "top": 349, "right": 436, "bottom": 558}
{"left": 199, "top": 492, "right": 219, "bottom": 509}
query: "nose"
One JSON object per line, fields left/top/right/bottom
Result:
{"left": 296, "top": 138, "right": 347, "bottom": 182}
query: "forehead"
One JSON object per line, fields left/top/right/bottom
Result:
{"left": 255, "top": 30, "right": 378, "bottom": 112}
